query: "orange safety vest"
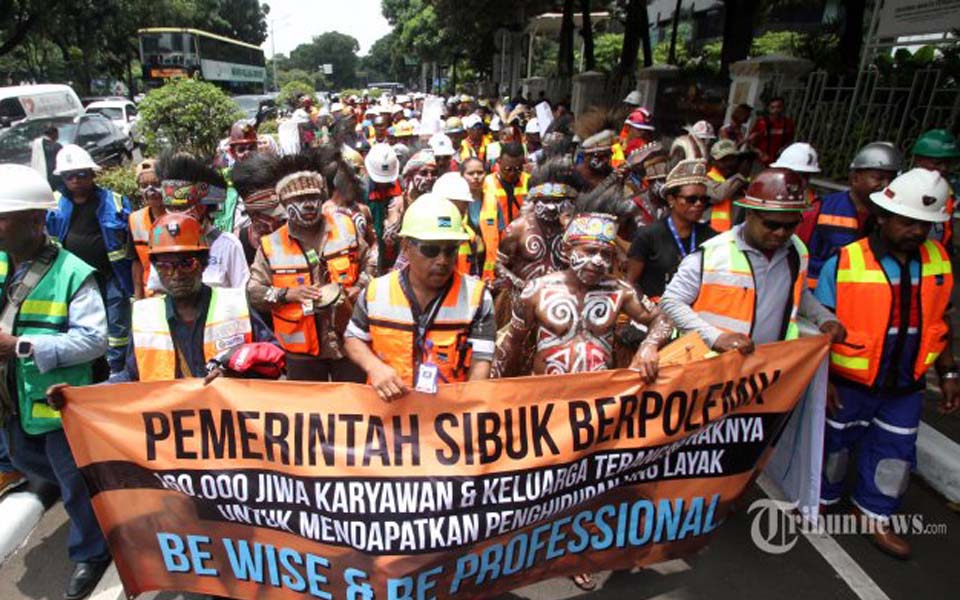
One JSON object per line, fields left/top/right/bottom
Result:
{"left": 131, "top": 287, "right": 252, "bottom": 381}
{"left": 477, "top": 188, "right": 501, "bottom": 282}
{"left": 706, "top": 167, "right": 732, "bottom": 232}
{"left": 483, "top": 172, "right": 529, "bottom": 226}
{"left": 366, "top": 270, "right": 484, "bottom": 385}
{"left": 457, "top": 216, "right": 481, "bottom": 277}
{"left": 829, "top": 238, "right": 952, "bottom": 387}
{"left": 129, "top": 207, "right": 155, "bottom": 295}
{"left": 459, "top": 138, "right": 488, "bottom": 163}
{"left": 322, "top": 210, "right": 362, "bottom": 287}
{"left": 691, "top": 229, "right": 807, "bottom": 340}
{"left": 260, "top": 216, "right": 359, "bottom": 355}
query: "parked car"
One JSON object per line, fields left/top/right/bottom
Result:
{"left": 0, "top": 84, "right": 83, "bottom": 128}
{"left": 80, "top": 95, "right": 126, "bottom": 108}
{"left": 232, "top": 94, "right": 277, "bottom": 125}
{"left": 85, "top": 99, "right": 139, "bottom": 139}
{"left": 0, "top": 113, "right": 134, "bottom": 167}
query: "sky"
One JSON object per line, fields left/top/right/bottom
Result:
{"left": 261, "top": 0, "right": 393, "bottom": 58}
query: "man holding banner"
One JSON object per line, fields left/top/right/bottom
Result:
{"left": 660, "top": 167, "right": 845, "bottom": 353}
{"left": 815, "top": 168, "right": 959, "bottom": 558}
{"left": 344, "top": 194, "right": 496, "bottom": 401}
{"left": 0, "top": 164, "right": 111, "bottom": 600}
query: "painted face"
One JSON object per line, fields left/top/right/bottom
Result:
{"left": 412, "top": 166, "right": 439, "bottom": 193}
{"left": 568, "top": 241, "right": 614, "bottom": 286}
{"left": 137, "top": 172, "right": 163, "bottom": 210}
{"left": 284, "top": 196, "right": 323, "bottom": 227}
{"left": 534, "top": 198, "right": 564, "bottom": 222}
{"left": 587, "top": 151, "right": 612, "bottom": 174}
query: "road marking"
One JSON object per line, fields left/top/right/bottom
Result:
{"left": 645, "top": 559, "right": 692, "bottom": 575}
{"left": 757, "top": 475, "right": 891, "bottom": 600}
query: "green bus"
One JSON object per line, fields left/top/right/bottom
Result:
{"left": 138, "top": 28, "right": 266, "bottom": 94}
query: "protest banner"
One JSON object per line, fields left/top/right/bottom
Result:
{"left": 61, "top": 336, "right": 828, "bottom": 600}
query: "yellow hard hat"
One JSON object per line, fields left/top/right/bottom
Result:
{"left": 398, "top": 193, "right": 469, "bottom": 241}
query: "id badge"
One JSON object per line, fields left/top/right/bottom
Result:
{"left": 415, "top": 363, "right": 439, "bottom": 394}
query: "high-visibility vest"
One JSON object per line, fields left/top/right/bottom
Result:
{"left": 691, "top": 229, "right": 808, "bottom": 341}
{"left": 0, "top": 247, "right": 95, "bottom": 434}
{"left": 132, "top": 287, "right": 252, "bottom": 381}
{"left": 482, "top": 172, "right": 529, "bottom": 226}
{"left": 459, "top": 138, "right": 488, "bottom": 163}
{"left": 366, "top": 270, "right": 484, "bottom": 385}
{"left": 477, "top": 190, "right": 501, "bottom": 281}
{"left": 707, "top": 167, "right": 732, "bottom": 232}
{"left": 611, "top": 142, "right": 625, "bottom": 168}
{"left": 129, "top": 207, "right": 155, "bottom": 295}
{"left": 807, "top": 190, "right": 863, "bottom": 290}
{"left": 457, "top": 216, "right": 481, "bottom": 277}
{"left": 829, "top": 238, "right": 952, "bottom": 387}
{"left": 322, "top": 210, "right": 362, "bottom": 287}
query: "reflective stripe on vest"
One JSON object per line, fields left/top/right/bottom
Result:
{"left": 692, "top": 229, "right": 807, "bottom": 340}
{"left": 132, "top": 287, "right": 252, "bottom": 381}
{"left": 261, "top": 225, "right": 321, "bottom": 355}
{"left": 366, "top": 270, "right": 483, "bottom": 385}
{"left": 830, "top": 238, "right": 952, "bottom": 387}
{"left": 477, "top": 193, "right": 500, "bottom": 282}
{"left": 129, "top": 207, "right": 154, "bottom": 292}
{"left": 706, "top": 168, "right": 732, "bottom": 232}
{"left": 483, "top": 172, "right": 529, "bottom": 226}
{"left": 322, "top": 211, "right": 361, "bottom": 286}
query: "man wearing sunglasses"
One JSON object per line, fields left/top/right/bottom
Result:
{"left": 344, "top": 194, "right": 496, "bottom": 402}
{"left": 129, "top": 159, "right": 166, "bottom": 299}
{"left": 660, "top": 168, "right": 844, "bottom": 355}
{"left": 46, "top": 144, "right": 134, "bottom": 377}
{"left": 814, "top": 168, "right": 958, "bottom": 558}
{"left": 482, "top": 142, "right": 529, "bottom": 226}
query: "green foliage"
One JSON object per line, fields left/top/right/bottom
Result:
{"left": 360, "top": 32, "right": 407, "bottom": 84}
{"left": 97, "top": 165, "right": 140, "bottom": 206}
{"left": 137, "top": 78, "right": 243, "bottom": 160}
{"left": 258, "top": 119, "right": 278, "bottom": 135}
{"left": 341, "top": 88, "right": 383, "bottom": 99}
{"left": 288, "top": 31, "right": 360, "bottom": 88}
{"left": 277, "top": 68, "right": 327, "bottom": 90}
{"left": 278, "top": 80, "right": 317, "bottom": 109}
{"left": 594, "top": 33, "right": 627, "bottom": 74}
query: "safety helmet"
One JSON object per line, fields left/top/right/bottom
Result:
{"left": 148, "top": 213, "right": 208, "bottom": 254}
{"left": 623, "top": 90, "right": 643, "bottom": 106}
{"left": 525, "top": 118, "right": 540, "bottom": 135}
{"left": 686, "top": 120, "right": 716, "bottom": 140}
{"left": 462, "top": 114, "right": 483, "bottom": 130}
{"left": 735, "top": 168, "right": 808, "bottom": 212}
{"left": 428, "top": 133, "right": 456, "bottom": 157}
{"left": 710, "top": 139, "right": 739, "bottom": 161}
{"left": 228, "top": 121, "right": 257, "bottom": 146}
{"left": 364, "top": 143, "right": 400, "bottom": 183}
{"left": 433, "top": 172, "right": 473, "bottom": 202}
{"left": 445, "top": 116, "right": 464, "bottom": 134}
{"left": 870, "top": 167, "right": 950, "bottom": 223}
{"left": 53, "top": 144, "right": 100, "bottom": 175}
{"left": 398, "top": 193, "right": 469, "bottom": 241}
{"left": 911, "top": 129, "right": 960, "bottom": 159}
{"left": 849, "top": 142, "right": 903, "bottom": 172}
{"left": 489, "top": 116, "right": 502, "bottom": 132}
{"left": 625, "top": 108, "right": 655, "bottom": 131}
{"left": 0, "top": 163, "right": 58, "bottom": 213}
{"left": 770, "top": 142, "right": 820, "bottom": 173}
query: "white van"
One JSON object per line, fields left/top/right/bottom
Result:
{"left": 0, "top": 84, "right": 84, "bottom": 128}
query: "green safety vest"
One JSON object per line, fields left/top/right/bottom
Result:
{"left": 0, "top": 247, "right": 96, "bottom": 435}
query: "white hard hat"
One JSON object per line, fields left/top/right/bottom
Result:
{"left": 687, "top": 120, "right": 716, "bottom": 140}
{"left": 0, "top": 164, "right": 58, "bottom": 213}
{"left": 433, "top": 172, "right": 474, "bottom": 202}
{"left": 53, "top": 144, "right": 100, "bottom": 175}
{"left": 525, "top": 118, "right": 540, "bottom": 134}
{"left": 870, "top": 167, "right": 950, "bottom": 223}
{"left": 364, "top": 143, "right": 400, "bottom": 183}
{"left": 623, "top": 90, "right": 643, "bottom": 106}
{"left": 429, "top": 133, "right": 455, "bottom": 157}
{"left": 771, "top": 142, "right": 820, "bottom": 173}
{"left": 489, "top": 116, "right": 501, "bottom": 132}
{"left": 462, "top": 114, "right": 483, "bottom": 129}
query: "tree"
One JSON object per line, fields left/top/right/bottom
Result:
{"left": 361, "top": 32, "right": 405, "bottom": 84}
{"left": 0, "top": 0, "right": 51, "bottom": 57}
{"left": 580, "top": 0, "right": 595, "bottom": 71}
{"left": 838, "top": 0, "right": 866, "bottom": 73}
{"left": 720, "top": 0, "right": 759, "bottom": 78}
{"left": 137, "top": 78, "right": 243, "bottom": 159}
{"left": 558, "top": 0, "right": 576, "bottom": 78}
{"left": 617, "top": 0, "right": 652, "bottom": 73}
{"left": 289, "top": 31, "right": 360, "bottom": 88}
{"left": 277, "top": 80, "right": 316, "bottom": 109}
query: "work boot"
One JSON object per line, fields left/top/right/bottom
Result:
{"left": 851, "top": 506, "right": 911, "bottom": 559}
{"left": 64, "top": 559, "right": 111, "bottom": 600}
{"left": 0, "top": 470, "right": 27, "bottom": 498}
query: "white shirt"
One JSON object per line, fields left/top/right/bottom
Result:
{"left": 147, "top": 231, "right": 250, "bottom": 293}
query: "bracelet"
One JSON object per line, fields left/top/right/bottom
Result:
{"left": 940, "top": 371, "right": 960, "bottom": 380}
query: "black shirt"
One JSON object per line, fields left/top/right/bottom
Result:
{"left": 63, "top": 197, "right": 111, "bottom": 289}
{"left": 628, "top": 218, "right": 717, "bottom": 299}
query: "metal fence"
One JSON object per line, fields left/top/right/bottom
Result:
{"left": 772, "top": 68, "right": 960, "bottom": 181}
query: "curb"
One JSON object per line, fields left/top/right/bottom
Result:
{"left": 916, "top": 421, "right": 960, "bottom": 502}
{"left": 0, "top": 481, "right": 58, "bottom": 566}
{"left": 89, "top": 563, "right": 125, "bottom": 600}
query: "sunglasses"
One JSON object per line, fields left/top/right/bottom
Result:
{"left": 231, "top": 143, "right": 257, "bottom": 153}
{"left": 153, "top": 256, "right": 203, "bottom": 275}
{"left": 499, "top": 164, "right": 523, "bottom": 173}
{"left": 414, "top": 241, "right": 459, "bottom": 259}
{"left": 677, "top": 195, "right": 711, "bottom": 205}
{"left": 760, "top": 218, "right": 802, "bottom": 232}
{"left": 63, "top": 170, "right": 93, "bottom": 180}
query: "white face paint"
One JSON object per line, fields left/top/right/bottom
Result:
{"left": 534, "top": 200, "right": 562, "bottom": 222}
{"left": 285, "top": 198, "right": 323, "bottom": 227}
{"left": 569, "top": 244, "right": 613, "bottom": 285}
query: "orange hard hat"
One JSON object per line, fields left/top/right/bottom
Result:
{"left": 149, "top": 213, "right": 208, "bottom": 254}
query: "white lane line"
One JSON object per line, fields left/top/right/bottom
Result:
{"left": 757, "top": 475, "right": 891, "bottom": 600}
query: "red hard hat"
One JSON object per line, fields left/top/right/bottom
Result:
{"left": 149, "top": 213, "right": 208, "bottom": 254}
{"left": 625, "top": 108, "right": 655, "bottom": 131}
{"left": 736, "top": 168, "right": 808, "bottom": 212}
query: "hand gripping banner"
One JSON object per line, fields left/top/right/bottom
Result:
{"left": 61, "top": 336, "right": 828, "bottom": 600}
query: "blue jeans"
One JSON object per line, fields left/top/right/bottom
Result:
{"left": 2, "top": 418, "right": 109, "bottom": 562}
{"left": 105, "top": 274, "right": 131, "bottom": 373}
{"left": 0, "top": 434, "right": 12, "bottom": 472}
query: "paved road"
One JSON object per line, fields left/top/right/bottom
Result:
{"left": 1, "top": 478, "right": 955, "bottom": 600}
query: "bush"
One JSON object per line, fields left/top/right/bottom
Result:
{"left": 278, "top": 80, "right": 317, "bottom": 109}
{"left": 97, "top": 164, "right": 140, "bottom": 207}
{"left": 137, "top": 78, "right": 244, "bottom": 160}
{"left": 258, "top": 119, "right": 278, "bottom": 134}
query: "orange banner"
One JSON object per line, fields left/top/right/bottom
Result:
{"left": 61, "top": 336, "right": 828, "bottom": 600}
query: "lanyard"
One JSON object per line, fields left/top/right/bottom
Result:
{"left": 667, "top": 217, "right": 695, "bottom": 258}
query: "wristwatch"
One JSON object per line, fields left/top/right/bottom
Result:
{"left": 15, "top": 339, "right": 33, "bottom": 359}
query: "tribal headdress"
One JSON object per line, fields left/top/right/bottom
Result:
{"left": 156, "top": 152, "right": 228, "bottom": 208}
{"left": 563, "top": 212, "right": 618, "bottom": 247}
